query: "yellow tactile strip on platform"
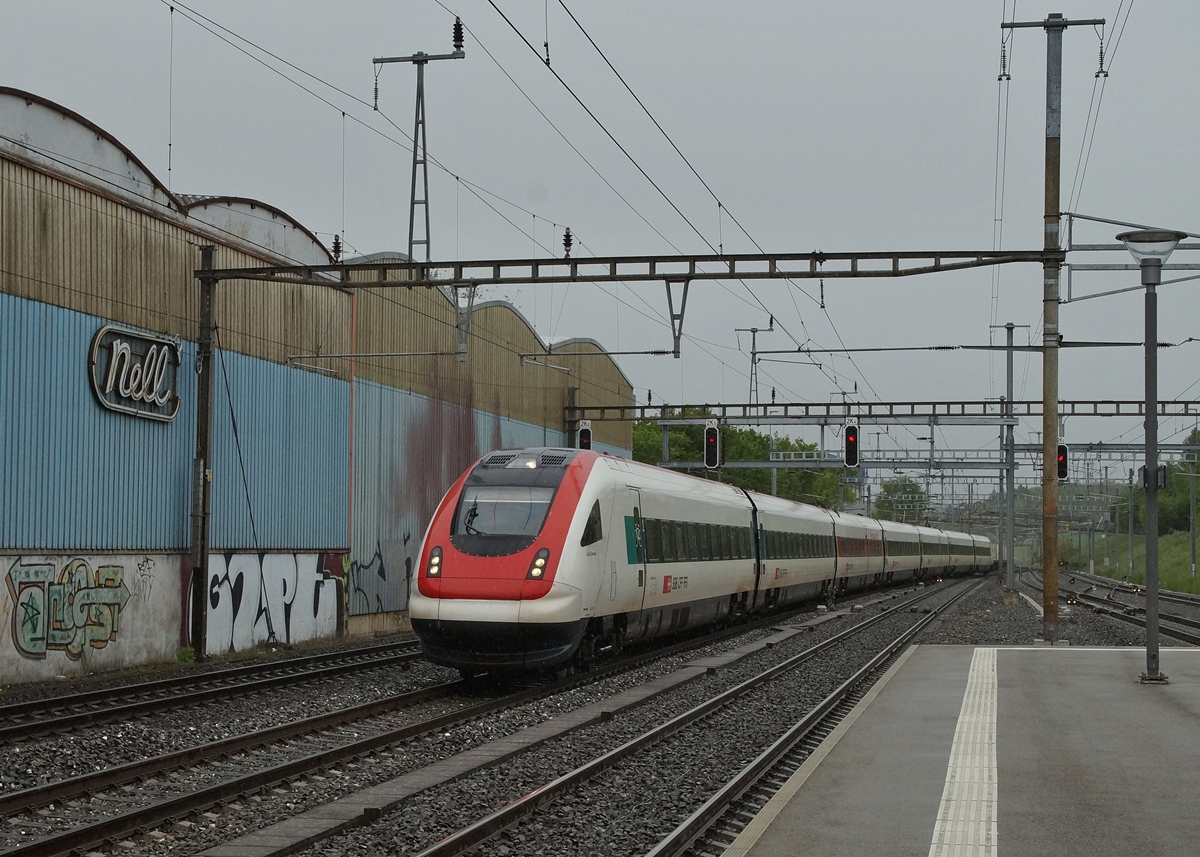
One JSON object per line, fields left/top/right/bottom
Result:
{"left": 928, "top": 646, "right": 998, "bottom": 857}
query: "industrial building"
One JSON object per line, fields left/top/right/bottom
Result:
{"left": 0, "top": 87, "right": 632, "bottom": 682}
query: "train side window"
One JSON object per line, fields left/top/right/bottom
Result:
{"left": 662, "top": 521, "right": 676, "bottom": 562}
{"left": 674, "top": 522, "right": 688, "bottom": 561}
{"left": 741, "top": 527, "right": 752, "bottom": 559}
{"left": 790, "top": 533, "right": 800, "bottom": 558}
{"left": 720, "top": 526, "right": 732, "bottom": 559}
{"left": 686, "top": 522, "right": 701, "bottom": 561}
{"left": 581, "top": 500, "right": 603, "bottom": 547}
{"left": 645, "top": 518, "right": 663, "bottom": 562}
{"left": 700, "top": 524, "right": 713, "bottom": 561}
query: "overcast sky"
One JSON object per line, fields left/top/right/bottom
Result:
{"left": 5, "top": 1, "right": 1199, "bottom": 483}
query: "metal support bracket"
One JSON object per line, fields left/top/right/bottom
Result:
{"left": 451, "top": 282, "right": 476, "bottom": 362}
{"left": 666, "top": 278, "right": 690, "bottom": 358}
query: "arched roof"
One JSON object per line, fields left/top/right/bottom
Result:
{"left": 0, "top": 87, "right": 330, "bottom": 265}
{"left": 0, "top": 86, "right": 180, "bottom": 212}
{"left": 181, "top": 196, "right": 331, "bottom": 266}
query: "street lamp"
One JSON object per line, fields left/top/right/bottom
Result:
{"left": 1117, "top": 228, "right": 1187, "bottom": 684}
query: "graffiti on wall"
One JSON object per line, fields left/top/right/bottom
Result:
{"left": 204, "top": 553, "right": 346, "bottom": 655}
{"left": 5, "top": 556, "right": 134, "bottom": 660}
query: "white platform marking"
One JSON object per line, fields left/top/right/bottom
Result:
{"left": 928, "top": 646, "right": 998, "bottom": 857}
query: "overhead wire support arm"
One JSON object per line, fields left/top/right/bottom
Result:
{"left": 199, "top": 248, "right": 1052, "bottom": 290}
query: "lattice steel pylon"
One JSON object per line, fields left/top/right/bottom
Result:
{"left": 374, "top": 17, "right": 465, "bottom": 265}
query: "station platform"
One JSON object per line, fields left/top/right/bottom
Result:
{"left": 731, "top": 646, "right": 1200, "bottom": 857}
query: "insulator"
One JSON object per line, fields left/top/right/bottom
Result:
{"left": 563, "top": 227, "right": 573, "bottom": 258}
{"left": 373, "top": 79, "right": 379, "bottom": 110}
{"left": 453, "top": 17, "right": 464, "bottom": 52}
{"left": 819, "top": 279, "right": 825, "bottom": 310}
{"left": 1096, "top": 41, "right": 1108, "bottom": 78}
{"left": 332, "top": 234, "right": 342, "bottom": 262}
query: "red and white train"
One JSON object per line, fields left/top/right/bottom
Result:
{"left": 410, "top": 447, "right": 994, "bottom": 674}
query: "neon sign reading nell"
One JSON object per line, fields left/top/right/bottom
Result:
{"left": 88, "top": 325, "right": 181, "bottom": 421}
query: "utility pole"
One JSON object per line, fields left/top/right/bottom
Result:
{"left": 190, "top": 245, "right": 216, "bottom": 662}
{"left": 374, "top": 18, "right": 465, "bottom": 264}
{"left": 735, "top": 317, "right": 774, "bottom": 404}
{"left": 1128, "top": 467, "right": 1135, "bottom": 579}
{"left": 990, "top": 321, "right": 1024, "bottom": 588}
{"left": 1003, "top": 12, "right": 1103, "bottom": 643}
{"left": 769, "top": 433, "right": 777, "bottom": 496}
{"left": 1192, "top": 454, "right": 1197, "bottom": 578}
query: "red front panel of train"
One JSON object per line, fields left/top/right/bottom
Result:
{"left": 418, "top": 454, "right": 597, "bottom": 600}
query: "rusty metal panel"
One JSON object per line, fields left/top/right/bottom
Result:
{"left": 208, "top": 351, "right": 349, "bottom": 552}
{"left": 0, "top": 292, "right": 195, "bottom": 551}
{"left": 348, "top": 377, "right": 567, "bottom": 615}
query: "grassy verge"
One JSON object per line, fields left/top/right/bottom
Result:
{"left": 1022, "top": 530, "right": 1200, "bottom": 595}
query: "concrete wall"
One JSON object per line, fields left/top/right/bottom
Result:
{"left": 2, "top": 553, "right": 181, "bottom": 683}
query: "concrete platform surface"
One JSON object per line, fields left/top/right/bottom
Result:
{"left": 736, "top": 646, "right": 1200, "bottom": 857}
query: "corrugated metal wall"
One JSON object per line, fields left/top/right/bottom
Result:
{"left": 349, "top": 376, "right": 567, "bottom": 614}
{"left": 0, "top": 292, "right": 195, "bottom": 550}
{"left": 208, "top": 349, "right": 348, "bottom": 551}
{"left": 0, "top": 292, "right": 350, "bottom": 552}
{"left": 0, "top": 157, "right": 349, "bottom": 370}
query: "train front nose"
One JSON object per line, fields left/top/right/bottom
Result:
{"left": 410, "top": 583, "right": 585, "bottom": 670}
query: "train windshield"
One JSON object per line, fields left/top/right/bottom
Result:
{"left": 453, "top": 486, "right": 555, "bottom": 537}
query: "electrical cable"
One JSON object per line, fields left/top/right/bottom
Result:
{"left": 549, "top": 1, "right": 913, "bottom": 409}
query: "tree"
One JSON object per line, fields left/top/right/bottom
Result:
{"left": 873, "top": 477, "right": 928, "bottom": 523}
{"left": 631, "top": 416, "right": 843, "bottom": 507}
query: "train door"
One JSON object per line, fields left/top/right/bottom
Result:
{"left": 746, "top": 496, "right": 762, "bottom": 610}
{"left": 612, "top": 487, "right": 648, "bottom": 614}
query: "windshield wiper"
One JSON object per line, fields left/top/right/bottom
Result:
{"left": 463, "top": 500, "right": 487, "bottom": 535}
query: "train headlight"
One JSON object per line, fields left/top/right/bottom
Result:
{"left": 427, "top": 547, "right": 443, "bottom": 577}
{"left": 527, "top": 548, "right": 550, "bottom": 579}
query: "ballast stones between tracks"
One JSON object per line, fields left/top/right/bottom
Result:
{"left": 192, "top": 589, "right": 950, "bottom": 857}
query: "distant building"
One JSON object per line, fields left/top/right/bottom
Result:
{"left": 0, "top": 87, "right": 632, "bottom": 681}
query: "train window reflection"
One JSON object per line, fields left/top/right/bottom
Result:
{"left": 454, "top": 486, "right": 555, "bottom": 536}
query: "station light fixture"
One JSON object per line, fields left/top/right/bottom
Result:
{"left": 1117, "top": 228, "right": 1188, "bottom": 684}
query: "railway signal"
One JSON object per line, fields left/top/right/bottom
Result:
{"left": 1057, "top": 444, "right": 1068, "bottom": 479}
{"left": 578, "top": 420, "right": 592, "bottom": 450}
{"left": 844, "top": 423, "right": 859, "bottom": 468}
{"left": 704, "top": 419, "right": 720, "bottom": 469}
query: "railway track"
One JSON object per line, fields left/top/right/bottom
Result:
{"left": 0, "top": 639, "right": 425, "bottom": 743}
{"left": 0, "top": 580, "right": 949, "bottom": 857}
{"left": 1022, "top": 571, "right": 1200, "bottom": 645}
{"left": 231, "top": 579, "right": 968, "bottom": 857}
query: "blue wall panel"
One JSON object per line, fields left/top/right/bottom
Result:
{"left": 1, "top": 293, "right": 348, "bottom": 552}
{"left": 0, "top": 293, "right": 196, "bottom": 550}
{"left": 208, "top": 350, "right": 349, "bottom": 551}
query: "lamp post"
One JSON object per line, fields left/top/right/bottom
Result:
{"left": 1117, "top": 229, "right": 1187, "bottom": 684}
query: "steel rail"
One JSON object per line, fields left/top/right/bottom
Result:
{"left": 405, "top": 581, "right": 960, "bottom": 857}
{"left": 0, "top": 640, "right": 419, "bottom": 721}
{"left": 1023, "top": 572, "right": 1200, "bottom": 645}
{"left": 644, "top": 577, "right": 985, "bottom": 857}
{"left": 1068, "top": 591, "right": 1200, "bottom": 644}
{"left": 0, "top": 590, "right": 877, "bottom": 857}
{"left": 0, "top": 645, "right": 424, "bottom": 744}
{"left": 0, "top": 680, "right": 459, "bottom": 818}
